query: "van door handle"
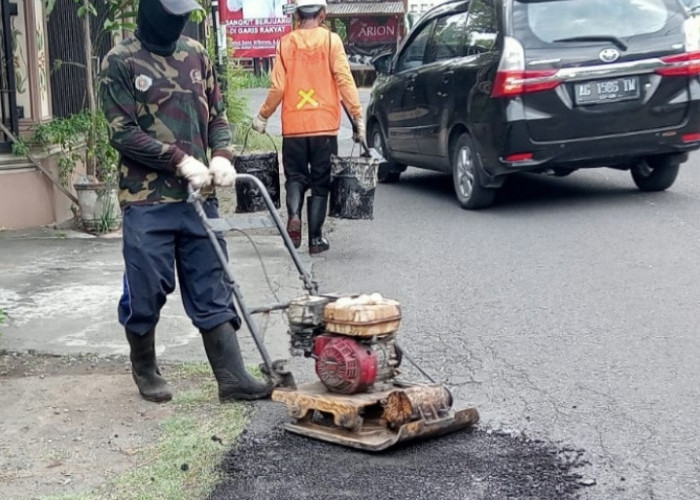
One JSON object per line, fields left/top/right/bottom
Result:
{"left": 442, "top": 71, "right": 454, "bottom": 84}
{"left": 405, "top": 78, "right": 415, "bottom": 90}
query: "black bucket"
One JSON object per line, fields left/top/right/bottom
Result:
{"left": 328, "top": 154, "right": 379, "bottom": 220}
{"left": 233, "top": 130, "right": 281, "bottom": 213}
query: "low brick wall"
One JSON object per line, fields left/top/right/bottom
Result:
{"left": 0, "top": 151, "right": 83, "bottom": 230}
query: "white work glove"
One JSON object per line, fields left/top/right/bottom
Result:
{"left": 177, "top": 155, "right": 211, "bottom": 190}
{"left": 252, "top": 113, "right": 268, "bottom": 133}
{"left": 352, "top": 118, "right": 366, "bottom": 145}
{"left": 209, "top": 156, "right": 237, "bottom": 187}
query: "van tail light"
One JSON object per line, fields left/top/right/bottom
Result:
{"left": 655, "top": 51, "right": 700, "bottom": 77}
{"left": 491, "top": 37, "right": 560, "bottom": 97}
{"left": 656, "top": 19, "right": 700, "bottom": 77}
{"left": 492, "top": 70, "right": 560, "bottom": 97}
{"left": 505, "top": 152, "right": 534, "bottom": 163}
{"left": 683, "top": 133, "right": 700, "bottom": 143}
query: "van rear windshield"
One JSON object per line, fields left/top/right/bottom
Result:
{"left": 515, "top": 0, "right": 671, "bottom": 42}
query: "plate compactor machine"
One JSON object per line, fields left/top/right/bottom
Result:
{"left": 273, "top": 293, "right": 480, "bottom": 450}
{"left": 189, "top": 175, "right": 479, "bottom": 451}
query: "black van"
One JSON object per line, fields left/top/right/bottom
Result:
{"left": 366, "top": 0, "right": 700, "bottom": 209}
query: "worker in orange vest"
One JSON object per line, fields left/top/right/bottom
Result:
{"left": 252, "top": 0, "right": 364, "bottom": 255}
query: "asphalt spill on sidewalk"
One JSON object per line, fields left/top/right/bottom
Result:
{"left": 209, "top": 427, "right": 593, "bottom": 500}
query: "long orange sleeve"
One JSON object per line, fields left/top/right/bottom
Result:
{"left": 329, "top": 33, "right": 363, "bottom": 121}
{"left": 258, "top": 45, "right": 286, "bottom": 120}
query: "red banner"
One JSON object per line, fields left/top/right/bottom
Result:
{"left": 219, "top": 0, "right": 292, "bottom": 58}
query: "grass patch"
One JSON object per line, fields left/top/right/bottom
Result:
{"left": 41, "top": 362, "right": 249, "bottom": 500}
{"left": 234, "top": 126, "right": 282, "bottom": 153}
{"left": 232, "top": 71, "right": 271, "bottom": 89}
{"left": 170, "top": 360, "right": 213, "bottom": 379}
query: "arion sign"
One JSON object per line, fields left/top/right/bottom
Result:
{"left": 349, "top": 17, "right": 398, "bottom": 43}
{"left": 219, "top": 0, "right": 293, "bottom": 58}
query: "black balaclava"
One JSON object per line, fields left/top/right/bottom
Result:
{"left": 136, "top": 0, "right": 189, "bottom": 56}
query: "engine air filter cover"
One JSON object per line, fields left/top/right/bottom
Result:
{"left": 314, "top": 335, "right": 377, "bottom": 394}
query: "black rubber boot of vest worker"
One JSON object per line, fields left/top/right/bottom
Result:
{"left": 201, "top": 322, "right": 273, "bottom": 402}
{"left": 286, "top": 182, "right": 305, "bottom": 248}
{"left": 308, "top": 195, "right": 329, "bottom": 254}
{"left": 126, "top": 328, "right": 173, "bottom": 403}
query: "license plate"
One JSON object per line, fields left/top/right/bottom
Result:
{"left": 574, "top": 77, "right": 640, "bottom": 105}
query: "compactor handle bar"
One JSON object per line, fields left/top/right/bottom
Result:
{"left": 188, "top": 174, "right": 318, "bottom": 296}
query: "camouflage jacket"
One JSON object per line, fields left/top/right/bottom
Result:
{"left": 100, "top": 36, "right": 232, "bottom": 207}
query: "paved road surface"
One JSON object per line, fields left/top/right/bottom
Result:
{"left": 213, "top": 89, "right": 700, "bottom": 499}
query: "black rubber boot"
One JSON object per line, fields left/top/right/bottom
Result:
{"left": 307, "top": 195, "right": 329, "bottom": 254}
{"left": 201, "top": 321, "right": 273, "bottom": 402}
{"left": 125, "top": 328, "right": 173, "bottom": 403}
{"left": 285, "top": 182, "right": 305, "bottom": 248}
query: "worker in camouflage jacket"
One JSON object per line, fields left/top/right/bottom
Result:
{"left": 100, "top": 0, "right": 271, "bottom": 403}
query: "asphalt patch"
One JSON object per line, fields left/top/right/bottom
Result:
{"left": 209, "top": 427, "right": 592, "bottom": 500}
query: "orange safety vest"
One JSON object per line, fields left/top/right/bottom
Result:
{"left": 279, "top": 29, "right": 341, "bottom": 137}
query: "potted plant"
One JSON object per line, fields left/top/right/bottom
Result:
{"left": 24, "top": 109, "right": 119, "bottom": 233}
{"left": 70, "top": 112, "right": 121, "bottom": 233}
{"left": 66, "top": 0, "right": 133, "bottom": 232}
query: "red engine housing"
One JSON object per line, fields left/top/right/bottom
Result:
{"left": 313, "top": 335, "right": 377, "bottom": 394}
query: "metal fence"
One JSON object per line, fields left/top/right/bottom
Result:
{"left": 46, "top": 0, "right": 113, "bottom": 118}
{"left": 47, "top": 1, "right": 205, "bottom": 119}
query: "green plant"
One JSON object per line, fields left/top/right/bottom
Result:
{"left": 43, "top": 0, "right": 137, "bottom": 182}
{"left": 232, "top": 71, "right": 272, "bottom": 89}
{"left": 235, "top": 127, "right": 282, "bottom": 151}
{"left": 29, "top": 111, "right": 118, "bottom": 187}
{"left": 11, "top": 139, "right": 29, "bottom": 157}
{"left": 205, "top": 10, "right": 280, "bottom": 150}
{"left": 94, "top": 189, "right": 119, "bottom": 233}
{"left": 222, "top": 57, "right": 251, "bottom": 127}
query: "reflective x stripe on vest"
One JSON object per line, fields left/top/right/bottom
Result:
{"left": 297, "top": 89, "right": 319, "bottom": 109}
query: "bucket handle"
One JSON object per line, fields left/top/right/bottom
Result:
{"left": 331, "top": 144, "right": 364, "bottom": 163}
{"left": 241, "top": 127, "right": 278, "bottom": 155}
{"left": 349, "top": 142, "right": 363, "bottom": 158}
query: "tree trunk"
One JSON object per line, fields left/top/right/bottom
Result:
{"left": 84, "top": 0, "right": 96, "bottom": 177}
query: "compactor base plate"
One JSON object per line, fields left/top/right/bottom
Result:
{"left": 272, "top": 382, "right": 479, "bottom": 451}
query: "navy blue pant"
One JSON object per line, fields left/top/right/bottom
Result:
{"left": 118, "top": 200, "right": 240, "bottom": 336}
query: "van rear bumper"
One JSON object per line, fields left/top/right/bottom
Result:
{"left": 490, "top": 122, "right": 700, "bottom": 177}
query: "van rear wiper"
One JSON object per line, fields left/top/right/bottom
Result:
{"left": 552, "top": 36, "right": 627, "bottom": 51}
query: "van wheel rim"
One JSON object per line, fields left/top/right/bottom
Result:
{"left": 372, "top": 130, "right": 383, "bottom": 155}
{"left": 456, "top": 146, "right": 475, "bottom": 199}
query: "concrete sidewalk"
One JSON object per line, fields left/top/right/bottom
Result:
{"left": 0, "top": 216, "right": 314, "bottom": 369}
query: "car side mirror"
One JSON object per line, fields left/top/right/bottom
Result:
{"left": 372, "top": 53, "right": 394, "bottom": 75}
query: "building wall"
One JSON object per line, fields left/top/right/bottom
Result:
{"left": 406, "top": 0, "right": 444, "bottom": 28}
{"left": 407, "top": 0, "right": 444, "bottom": 15}
{"left": 13, "top": 0, "right": 51, "bottom": 125}
{"left": 14, "top": 1, "right": 30, "bottom": 118}
{"left": 0, "top": 155, "right": 74, "bottom": 230}
{"left": 0, "top": 0, "right": 74, "bottom": 230}
{"left": 35, "top": 0, "right": 51, "bottom": 119}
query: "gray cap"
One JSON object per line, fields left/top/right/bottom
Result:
{"left": 159, "top": 0, "right": 204, "bottom": 15}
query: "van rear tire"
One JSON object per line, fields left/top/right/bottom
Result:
{"left": 452, "top": 134, "right": 495, "bottom": 209}
{"left": 631, "top": 155, "right": 681, "bottom": 192}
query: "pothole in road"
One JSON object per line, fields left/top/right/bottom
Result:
{"left": 209, "top": 427, "right": 594, "bottom": 500}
